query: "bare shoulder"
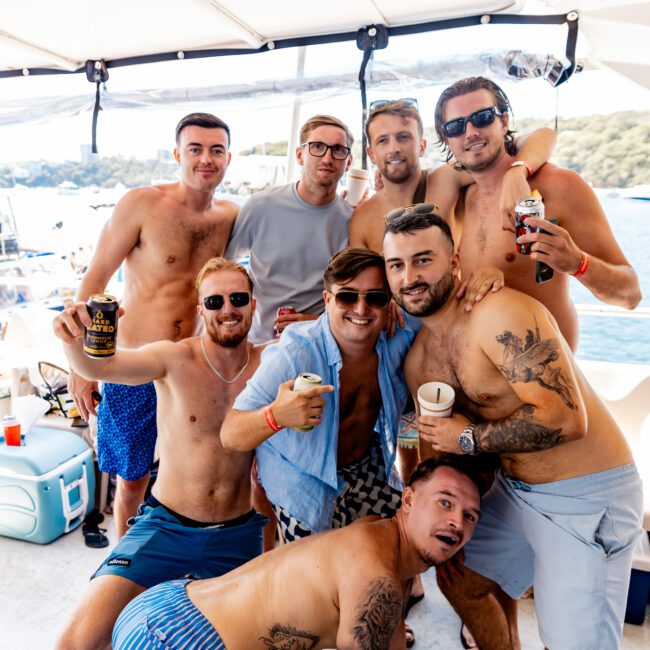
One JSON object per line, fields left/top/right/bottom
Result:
{"left": 212, "top": 198, "right": 240, "bottom": 222}
{"left": 468, "top": 287, "right": 546, "bottom": 331}
{"left": 533, "top": 163, "right": 594, "bottom": 203}
{"left": 350, "top": 192, "right": 385, "bottom": 225}
{"left": 425, "top": 165, "right": 465, "bottom": 218}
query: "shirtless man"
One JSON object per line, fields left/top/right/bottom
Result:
{"left": 70, "top": 113, "right": 239, "bottom": 537}
{"left": 52, "top": 258, "right": 267, "bottom": 650}
{"left": 383, "top": 209, "right": 643, "bottom": 650}
{"left": 113, "top": 457, "right": 482, "bottom": 650}
{"left": 433, "top": 76, "right": 641, "bottom": 350}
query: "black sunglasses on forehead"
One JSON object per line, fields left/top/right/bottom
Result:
{"left": 384, "top": 202, "right": 439, "bottom": 223}
{"left": 331, "top": 289, "right": 391, "bottom": 310}
{"left": 369, "top": 97, "right": 419, "bottom": 111}
{"left": 203, "top": 292, "right": 250, "bottom": 310}
{"left": 442, "top": 106, "right": 503, "bottom": 139}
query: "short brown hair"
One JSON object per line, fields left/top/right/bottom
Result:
{"left": 365, "top": 100, "right": 424, "bottom": 142}
{"left": 408, "top": 457, "right": 484, "bottom": 495}
{"left": 195, "top": 257, "right": 253, "bottom": 294}
{"left": 323, "top": 247, "right": 387, "bottom": 291}
{"left": 299, "top": 115, "right": 354, "bottom": 149}
{"left": 175, "top": 113, "right": 231, "bottom": 147}
{"left": 434, "top": 77, "right": 515, "bottom": 168}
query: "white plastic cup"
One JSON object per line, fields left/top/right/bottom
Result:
{"left": 345, "top": 168, "right": 370, "bottom": 207}
{"left": 417, "top": 382, "right": 455, "bottom": 418}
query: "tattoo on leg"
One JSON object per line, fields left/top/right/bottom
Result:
{"left": 496, "top": 320, "right": 577, "bottom": 410}
{"left": 259, "top": 624, "right": 319, "bottom": 649}
{"left": 477, "top": 413, "right": 565, "bottom": 453}
{"left": 352, "top": 577, "right": 403, "bottom": 650}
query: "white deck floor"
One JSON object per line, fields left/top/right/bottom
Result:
{"left": 1, "top": 515, "right": 649, "bottom": 649}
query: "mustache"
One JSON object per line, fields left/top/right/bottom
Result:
{"left": 400, "top": 281, "right": 430, "bottom": 294}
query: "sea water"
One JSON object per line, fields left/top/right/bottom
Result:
{"left": 4, "top": 189, "right": 650, "bottom": 364}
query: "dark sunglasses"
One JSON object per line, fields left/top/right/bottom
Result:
{"left": 301, "top": 141, "right": 351, "bottom": 160}
{"left": 203, "top": 292, "right": 250, "bottom": 310}
{"left": 385, "top": 202, "right": 439, "bottom": 224}
{"left": 369, "top": 97, "right": 419, "bottom": 111}
{"left": 331, "top": 289, "right": 391, "bottom": 310}
{"left": 442, "top": 106, "right": 503, "bottom": 138}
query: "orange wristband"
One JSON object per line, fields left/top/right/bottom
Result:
{"left": 571, "top": 253, "right": 590, "bottom": 278}
{"left": 263, "top": 405, "right": 282, "bottom": 433}
{"left": 511, "top": 160, "right": 533, "bottom": 178}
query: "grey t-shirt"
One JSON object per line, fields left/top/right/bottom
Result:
{"left": 225, "top": 182, "right": 352, "bottom": 343}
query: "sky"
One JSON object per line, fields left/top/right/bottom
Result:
{"left": 1, "top": 20, "right": 649, "bottom": 164}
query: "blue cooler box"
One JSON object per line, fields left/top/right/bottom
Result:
{"left": 0, "top": 425, "right": 95, "bottom": 544}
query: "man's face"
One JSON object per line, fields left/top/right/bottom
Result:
{"left": 367, "top": 114, "right": 425, "bottom": 185}
{"left": 441, "top": 89, "right": 508, "bottom": 173}
{"left": 324, "top": 265, "right": 389, "bottom": 348}
{"left": 383, "top": 226, "right": 458, "bottom": 317}
{"left": 403, "top": 466, "right": 481, "bottom": 566}
{"left": 197, "top": 270, "right": 255, "bottom": 348}
{"left": 296, "top": 124, "right": 352, "bottom": 191}
{"left": 174, "top": 125, "right": 231, "bottom": 193}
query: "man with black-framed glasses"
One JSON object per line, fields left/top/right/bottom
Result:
{"left": 51, "top": 258, "right": 269, "bottom": 650}
{"left": 222, "top": 247, "right": 416, "bottom": 549}
{"left": 226, "top": 114, "right": 355, "bottom": 343}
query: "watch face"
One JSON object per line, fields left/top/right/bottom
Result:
{"left": 459, "top": 432, "right": 475, "bottom": 454}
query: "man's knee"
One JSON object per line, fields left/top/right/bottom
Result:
{"left": 437, "top": 564, "right": 499, "bottom": 603}
{"left": 116, "top": 474, "right": 149, "bottom": 500}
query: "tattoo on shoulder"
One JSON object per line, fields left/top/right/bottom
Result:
{"left": 259, "top": 624, "right": 319, "bottom": 649}
{"left": 351, "top": 577, "right": 402, "bottom": 650}
{"left": 495, "top": 320, "right": 577, "bottom": 410}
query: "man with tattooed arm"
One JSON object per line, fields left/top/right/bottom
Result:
{"left": 113, "top": 457, "right": 482, "bottom": 650}
{"left": 382, "top": 208, "right": 643, "bottom": 650}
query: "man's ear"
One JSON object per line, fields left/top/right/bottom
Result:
{"left": 401, "top": 485, "right": 414, "bottom": 512}
{"left": 296, "top": 145, "right": 305, "bottom": 167}
{"left": 173, "top": 147, "right": 181, "bottom": 164}
{"left": 419, "top": 138, "right": 427, "bottom": 157}
{"left": 226, "top": 151, "right": 232, "bottom": 166}
{"left": 345, "top": 153, "right": 352, "bottom": 172}
{"left": 367, "top": 145, "right": 377, "bottom": 166}
{"left": 500, "top": 112, "right": 510, "bottom": 137}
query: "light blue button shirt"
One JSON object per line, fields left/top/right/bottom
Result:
{"left": 233, "top": 312, "right": 417, "bottom": 532}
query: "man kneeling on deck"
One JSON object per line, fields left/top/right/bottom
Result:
{"left": 52, "top": 258, "right": 268, "bottom": 650}
{"left": 113, "top": 457, "right": 482, "bottom": 649}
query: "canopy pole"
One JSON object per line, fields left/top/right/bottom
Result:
{"left": 286, "top": 46, "right": 306, "bottom": 184}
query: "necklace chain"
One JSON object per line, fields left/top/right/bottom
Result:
{"left": 200, "top": 338, "right": 250, "bottom": 384}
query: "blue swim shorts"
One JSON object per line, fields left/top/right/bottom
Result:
{"left": 97, "top": 382, "right": 158, "bottom": 481}
{"left": 93, "top": 495, "right": 267, "bottom": 588}
{"left": 113, "top": 579, "right": 225, "bottom": 649}
{"left": 463, "top": 464, "right": 643, "bottom": 650}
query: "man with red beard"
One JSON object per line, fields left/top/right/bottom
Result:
{"left": 52, "top": 258, "right": 268, "bottom": 650}
{"left": 69, "top": 113, "right": 240, "bottom": 539}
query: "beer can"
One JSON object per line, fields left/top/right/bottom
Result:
{"left": 514, "top": 196, "right": 545, "bottom": 255}
{"left": 293, "top": 372, "right": 322, "bottom": 432}
{"left": 275, "top": 305, "right": 296, "bottom": 339}
{"left": 84, "top": 294, "right": 119, "bottom": 358}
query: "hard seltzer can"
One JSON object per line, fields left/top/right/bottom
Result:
{"left": 84, "top": 294, "right": 119, "bottom": 358}
{"left": 514, "top": 196, "right": 545, "bottom": 255}
{"left": 293, "top": 372, "right": 322, "bottom": 432}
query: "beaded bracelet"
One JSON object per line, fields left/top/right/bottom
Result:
{"left": 263, "top": 405, "right": 283, "bottom": 432}
{"left": 572, "top": 253, "right": 590, "bottom": 278}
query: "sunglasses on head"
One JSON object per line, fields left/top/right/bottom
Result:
{"left": 384, "top": 202, "right": 439, "bottom": 224}
{"left": 330, "top": 289, "right": 391, "bottom": 310}
{"left": 301, "top": 141, "right": 351, "bottom": 160}
{"left": 203, "top": 292, "right": 250, "bottom": 310}
{"left": 442, "top": 106, "right": 503, "bottom": 138}
{"left": 369, "top": 97, "right": 419, "bottom": 111}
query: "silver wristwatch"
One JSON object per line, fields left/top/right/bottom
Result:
{"left": 458, "top": 423, "right": 478, "bottom": 455}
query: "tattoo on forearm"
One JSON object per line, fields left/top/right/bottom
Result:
{"left": 476, "top": 414, "right": 565, "bottom": 453}
{"left": 496, "top": 320, "right": 578, "bottom": 410}
{"left": 259, "top": 624, "right": 319, "bottom": 649}
{"left": 351, "top": 577, "right": 402, "bottom": 650}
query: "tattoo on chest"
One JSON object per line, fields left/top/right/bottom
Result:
{"left": 496, "top": 320, "right": 577, "bottom": 410}
{"left": 259, "top": 624, "right": 319, "bottom": 649}
{"left": 351, "top": 577, "right": 402, "bottom": 650}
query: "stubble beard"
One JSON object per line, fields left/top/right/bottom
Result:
{"left": 380, "top": 158, "right": 416, "bottom": 185}
{"left": 395, "top": 269, "right": 456, "bottom": 318}
{"left": 206, "top": 321, "right": 249, "bottom": 348}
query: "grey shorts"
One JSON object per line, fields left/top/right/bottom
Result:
{"left": 463, "top": 464, "right": 643, "bottom": 650}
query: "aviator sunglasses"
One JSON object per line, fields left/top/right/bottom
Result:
{"left": 330, "top": 289, "right": 391, "bottom": 309}
{"left": 384, "top": 202, "right": 439, "bottom": 224}
{"left": 300, "top": 141, "right": 351, "bottom": 160}
{"left": 203, "top": 292, "right": 251, "bottom": 310}
{"left": 442, "top": 106, "right": 503, "bottom": 138}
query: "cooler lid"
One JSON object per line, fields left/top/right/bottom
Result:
{"left": 0, "top": 426, "right": 90, "bottom": 477}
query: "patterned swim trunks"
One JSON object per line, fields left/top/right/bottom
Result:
{"left": 97, "top": 382, "right": 157, "bottom": 481}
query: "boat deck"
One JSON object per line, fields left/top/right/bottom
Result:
{"left": 2, "top": 515, "right": 649, "bottom": 649}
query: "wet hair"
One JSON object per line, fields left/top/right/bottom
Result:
{"left": 434, "top": 76, "right": 516, "bottom": 168}
{"left": 364, "top": 99, "right": 424, "bottom": 142}
{"left": 299, "top": 114, "right": 354, "bottom": 149}
{"left": 384, "top": 209, "right": 455, "bottom": 253}
{"left": 175, "top": 112, "right": 231, "bottom": 147}
{"left": 323, "top": 247, "right": 387, "bottom": 292}
{"left": 407, "top": 457, "right": 484, "bottom": 495}
{"left": 195, "top": 257, "right": 253, "bottom": 294}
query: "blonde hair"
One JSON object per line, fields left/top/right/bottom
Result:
{"left": 195, "top": 257, "right": 253, "bottom": 293}
{"left": 299, "top": 114, "right": 354, "bottom": 148}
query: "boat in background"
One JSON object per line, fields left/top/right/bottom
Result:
{"left": 620, "top": 186, "right": 650, "bottom": 201}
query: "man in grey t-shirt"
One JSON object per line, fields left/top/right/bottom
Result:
{"left": 226, "top": 114, "right": 354, "bottom": 343}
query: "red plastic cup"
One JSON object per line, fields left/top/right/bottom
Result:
{"left": 3, "top": 420, "right": 21, "bottom": 446}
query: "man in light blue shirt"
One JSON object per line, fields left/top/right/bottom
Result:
{"left": 221, "top": 247, "right": 415, "bottom": 539}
